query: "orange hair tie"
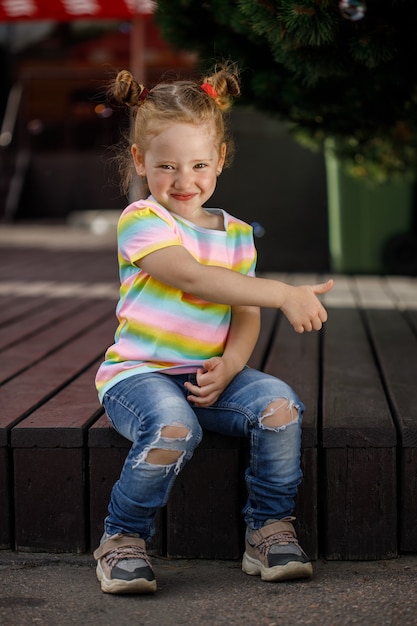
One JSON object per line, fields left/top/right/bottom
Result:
{"left": 201, "top": 83, "right": 218, "bottom": 99}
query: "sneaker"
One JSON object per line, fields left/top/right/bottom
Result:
{"left": 93, "top": 533, "right": 157, "bottom": 594}
{"left": 242, "top": 518, "right": 313, "bottom": 582}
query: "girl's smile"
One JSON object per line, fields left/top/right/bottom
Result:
{"left": 132, "top": 122, "right": 226, "bottom": 227}
{"left": 171, "top": 193, "right": 197, "bottom": 201}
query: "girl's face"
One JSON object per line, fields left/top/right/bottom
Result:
{"left": 132, "top": 122, "right": 226, "bottom": 221}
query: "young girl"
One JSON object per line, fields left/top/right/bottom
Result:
{"left": 94, "top": 65, "right": 333, "bottom": 594}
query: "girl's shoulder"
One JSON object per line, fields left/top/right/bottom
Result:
{"left": 218, "top": 208, "right": 252, "bottom": 233}
{"left": 120, "top": 197, "right": 175, "bottom": 226}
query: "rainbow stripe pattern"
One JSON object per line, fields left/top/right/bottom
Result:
{"left": 95, "top": 197, "right": 257, "bottom": 401}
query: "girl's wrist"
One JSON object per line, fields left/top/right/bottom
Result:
{"left": 222, "top": 352, "right": 246, "bottom": 376}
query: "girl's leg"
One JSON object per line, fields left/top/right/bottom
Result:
{"left": 195, "top": 367, "right": 304, "bottom": 529}
{"left": 102, "top": 372, "right": 203, "bottom": 540}
{"left": 195, "top": 367, "right": 312, "bottom": 581}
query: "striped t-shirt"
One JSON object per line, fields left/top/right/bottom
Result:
{"left": 95, "top": 197, "right": 257, "bottom": 402}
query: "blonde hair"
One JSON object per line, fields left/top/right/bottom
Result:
{"left": 108, "top": 64, "right": 241, "bottom": 196}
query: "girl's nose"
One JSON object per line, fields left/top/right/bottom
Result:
{"left": 173, "top": 169, "right": 192, "bottom": 189}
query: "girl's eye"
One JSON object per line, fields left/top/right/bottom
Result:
{"left": 194, "top": 163, "right": 207, "bottom": 169}
{"left": 160, "top": 164, "right": 174, "bottom": 170}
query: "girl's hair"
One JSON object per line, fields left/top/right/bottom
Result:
{"left": 108, "top": 64, "right": 241, "bottom": 196}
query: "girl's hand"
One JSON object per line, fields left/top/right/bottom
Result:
{"left": 184, "top": 356, "right": 238, "bottom": 407}
{"left": 280, "top": 279, "right": 334, "bottom": 333}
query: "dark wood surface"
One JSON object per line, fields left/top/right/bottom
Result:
{"left": 363, "top": 307, "right": 417, "bottom": 553}
{"left": 1, "top": 245, "right": 416, "bottom": 559}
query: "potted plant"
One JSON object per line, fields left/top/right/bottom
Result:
{"left": 154, "top": 0, "right": 417, "bottom": 274}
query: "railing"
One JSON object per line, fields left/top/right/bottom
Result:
{"left": 0, "top": 82, "right": 31, "bottom": 222}
{"left": 0, "top": 82, "right": 22, "bottom": 149}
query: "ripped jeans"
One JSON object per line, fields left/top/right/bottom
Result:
{"left": 101, "top": 367, "right": 305, "bottom": 541}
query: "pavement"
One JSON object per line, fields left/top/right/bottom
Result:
{"left": 1, "top": 550, "right": 417, "bottom": 625}
{"left": 1, "top": 221, "right": 417, "bottom": 626}
{"left": 0, "top": 217, "right": 118, "bottom": 251}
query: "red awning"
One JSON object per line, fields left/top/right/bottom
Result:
{"left": 0, "top": 0, "right": 155, "bottom": 22}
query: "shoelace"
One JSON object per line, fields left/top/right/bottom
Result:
{"left": 104, "top": 545, "right": 150, "bottom": 568}
{"left": 256, "top": 530, "right": 298, "bottom": 555}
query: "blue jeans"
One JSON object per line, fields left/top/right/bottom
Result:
{"left": 102, "top": 367, "right": 304, "bottom": 541}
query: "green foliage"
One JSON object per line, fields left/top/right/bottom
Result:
{"left": 155, "top": 0, "right": 417, "bottom": 182}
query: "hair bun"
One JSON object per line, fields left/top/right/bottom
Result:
{"left": 113, "top": 70, "right": 142, "bottom": 107}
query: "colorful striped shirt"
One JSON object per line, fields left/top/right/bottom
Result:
{"left": 95, "top": 197, "right": 257, "bottom": 402}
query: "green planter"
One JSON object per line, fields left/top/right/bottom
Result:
{"left": 325, "top": 148, "right": 416, "bottom": 274}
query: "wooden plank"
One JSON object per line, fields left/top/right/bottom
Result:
{"left": 0, "top": 248, "right": 118, "bottom": 284}
{"left": 0, "top": 249, "right": 48, "bottom": 281}
{"left": 0, "top": 298, "right": 85, "bottom": 352}
{"left": 324, "top": 448, "right": 397, "bottom": 560}
{"left": 11, "top": 363, "right": 102, "bottom": 448}
{"left": 385, "top": 276, "right": 417, "bottom": 312}
{"left": 322, "top": 307, "right": 397, "bottom": 560}
{"left": 350, "top": 282, "right": 417, "bottom": 552}
{"left": 88, "top": 412, "right": 129, "bottom": 449}
{"left": 70, "top": 250, "right": 118, "bottom": 284}
{"left": 0, "top": 295, "right": 48, "bottom": 327}
{"left": 407, "top": 309, "right": 417, "bottom": 335}
{"left": 322, "top": 275, "right": 357, "bottom": 309}
{"left": 400, "top": 448, "right": 417, "bottom": 552}
{"left": 0, "top": 299, "right": 115, "bottom": 384}
{"left": 11, "top": 364, "right": 103, "bottom": 552}
{"left": 0, "top": 311, "right": 116, "bottom": 445}
{"left": 354, "top": 275, "right": 395, "bottom": 309}
{"left": 362, "top": 309, "right": 417, "bottom": 446}
{"left": 0, "top": 448, "right": 11, "bottom": 548}
{"left": 362, "top": 308, "right": 417, "bottom": 552}
{"left": 14, "top": 448, "right": 86, "bottom": 552}
{"left": 0, "top": 309, "right": 114, "bottom": 549}
{"left": 322, "top": 308, "right": 396, "bottom": 447}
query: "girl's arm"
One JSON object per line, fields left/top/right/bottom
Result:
{"left": 185, "top": 305, "right": 260, "bottom": 407}
{"left": 223, "top": 305, "right": 261, "bottom": 371}
{"left": 139, "top": 245, "right": 333, "bottom": 333}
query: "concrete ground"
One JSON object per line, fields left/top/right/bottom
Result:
{"left": 1, "top": 551, "right": 417, "bottom": 625}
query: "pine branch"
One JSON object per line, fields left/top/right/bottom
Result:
{"left": 155, "top": 0, "right": 417, "bottom": 181}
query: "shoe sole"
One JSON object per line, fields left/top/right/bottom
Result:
{"left": 242, "top": 552, "right": 313, "bottom": 582}
{"left": 96, "top": 562, "right": 157, "bottom": 594}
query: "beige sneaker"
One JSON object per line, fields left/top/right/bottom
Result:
{"left": 242, "top": 518, "right": 313, "bottom": 582}
{"left": 93, "top": 533, "right": 157, "bottom": 594}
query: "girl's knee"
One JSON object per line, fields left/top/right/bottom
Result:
{"left": 260, "top": 398, "right": 300, "bottom": 430}
{"left": 142, "top": 421, "right": 201, "bottom": 468}
{"left": 146, "top": 424, "right": 191, "bottom": 465}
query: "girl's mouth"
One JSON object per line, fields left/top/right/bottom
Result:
{"left": 171, "top": 193, "right": 195, "bottom": 201}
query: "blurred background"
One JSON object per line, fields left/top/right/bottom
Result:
{"left": 2, "top": 2, "right": 416, "bottom": 276}
{"left": 0, "top": 2, "right": 329, "bottom": 273}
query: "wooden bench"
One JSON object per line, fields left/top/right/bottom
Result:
{"left": 1, "top": 250, "right": 417, "bottom": 560}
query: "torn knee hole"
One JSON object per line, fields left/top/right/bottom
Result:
{"left": 146, "top": 424, "right": 190, "bottom": 465}
{"left": 160, "top": 425, "right": 190, "bottom": 439}
{"left": 261, "top": 399, "right": 298, "bottom": 428}
{"left": 146, "top": 448, "right": 183, "bottom": 464}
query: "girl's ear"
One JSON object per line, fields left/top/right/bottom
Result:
{"left": 217, "top": 142, "right": 227, "bottom": 174}
{"left": 132, "top": 144, "right": 146, "bottom": 176}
